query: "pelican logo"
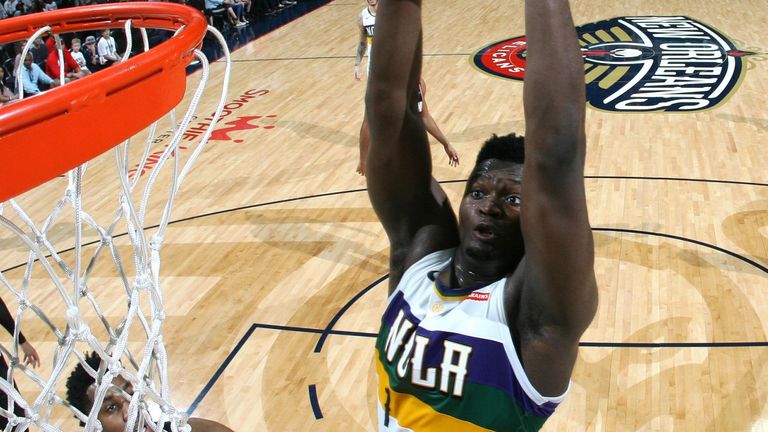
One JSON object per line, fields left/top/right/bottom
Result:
{"left": 210, "top": 115, "right": 276, "bottom": 143}
{"left": 473, "top": 17, "right": 758, "bottom": 112}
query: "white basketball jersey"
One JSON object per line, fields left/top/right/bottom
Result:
{"left": 361, "top": 6, "right": 376, "bottom": 72}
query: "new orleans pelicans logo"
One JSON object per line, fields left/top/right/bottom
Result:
{"left": 473, "top": 16, "right": 759, "bottom": 112}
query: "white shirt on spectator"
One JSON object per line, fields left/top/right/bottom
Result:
{"left": 97, "top": 35, "right": 118, "bottom": 62}
{"left": 204, "top": 0, "right": 223, "bottom": 9}
{"left": 3, "top": 0, "right": 17, "bottom": 15}
{"left": 71, "top": 50, "right": 89, "bottom": 72}
{"left": 20, "top": 62, "right": 54, "bottom": 95}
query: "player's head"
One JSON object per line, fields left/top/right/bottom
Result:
{"left": 457, "top": 133, "right": 526, "bottom": 264}
{"left": 467, "top": 133, "right": 525, "bottom": 188}
{"left": 65, "top": 351, "right": 136, "bottom": 432}
{"left": 366, "top": 0, "right": 377, "bottom": 6}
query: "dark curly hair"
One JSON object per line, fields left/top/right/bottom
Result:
{"left": 475, "top": 133, "right": 525, "bottom": 166}
{"left": 465, "top": 133, "right": 525, "bottom": 192}
{"left": 65, "top": 351, "right": 102, "bottom": 425}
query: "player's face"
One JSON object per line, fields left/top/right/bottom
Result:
{"left": 366, "top": 0, "right": 377, "bottom": 6}
{"left": 458, "top": 161, "right": 524, "bottom": 262}
{"left": 87, "top": 376, "right": 136, "bottom": 432}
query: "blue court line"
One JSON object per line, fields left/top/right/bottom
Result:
{"left": 313, "top": 274, "right": 389, "bottom": 353}
{"left": 584, "top": 175, "right": 768, "bottom": 188}
{"left": 308, "top": 384, "right": 323, "bottom": 419}
{"left": 592, "top": 227, "right": 768, "bottom": 274}
{"left": 186, "top": 322, "right": 378, "bottom": 414}
{"left": 186, "top": 224, "right": 768, "bottom": 415}
{"left": 187, "top": 323, "right": 257, "bottom": 414}
{"left": 188, "top": 320, "right": 768, "bottom": 415}
{"left": 581, "top": 341, "right": 768, "bottom": 348}
{"left": 6, "top": 175, "right": 766, "bottom": 274}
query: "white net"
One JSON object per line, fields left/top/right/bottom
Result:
{"left": 0, "top": 16, "right": 230, "bottom": 432}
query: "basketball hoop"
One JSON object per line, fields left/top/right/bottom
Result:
{"left": 0, "top": 4, "right": 230, "bottom": 431}
{"left": 0, "top": 3, "right": 208, "bottom": 203}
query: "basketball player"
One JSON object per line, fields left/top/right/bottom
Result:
{"left": 353, "top": 0, "right": 459, "bottom": 175}
{"left": 0, "top": 296, "right": 40, "bottom": 429}
{"left": 353, "top": 0, "right": 377, "bottom": 81}
{"left": 366, "top": 0, "right": 597, "bottom": 430}
{"left": 358, "top": 77, "right": 460, "bottom": 175}
{"left": 65, "top": 351, "right": 233, "bottom": 432}
{"left": 353, "top": 0, "right": 376, "bottom": 175}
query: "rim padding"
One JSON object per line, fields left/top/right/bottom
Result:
{"left": 0, "top": 3, "right": 208, "bottom": 202}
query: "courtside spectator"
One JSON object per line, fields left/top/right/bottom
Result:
{"left": 44, "top": 36, "right": 86, "bottom": 79}
{"left": 19, "top": 52, "right": 60, "bottom": 95}
{"left": 0, "top": 68, "right": 16, "bottom": 105}
{"left": 69, "top": 38, "right": 90, "bottom": 74}
{"left": 82, "top": 35, "right": 101, "bottom": 72}
{"left": 96, "top": 28, "right": 120, "bottom": 67}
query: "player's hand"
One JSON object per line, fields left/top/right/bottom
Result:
{"left": 444, "top": 144, "right": 460, "bottom": 167}
{"left": 20, "top": 341, "right": 40, "bottom": 368}
{"left": 356, "top": 160, "right": 366, "bottom": 176}
{"left": 354, "top": 66, "right": 362, "bottom": 81}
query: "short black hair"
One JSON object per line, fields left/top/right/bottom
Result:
{"left": 475, "top": 133, "right": 525, "bottom": 166}
{"left": 465, "top": 133, "right": 525, "bottom": 192}
{"left": 65, "top": 351, "right": 102, "bottom": 423}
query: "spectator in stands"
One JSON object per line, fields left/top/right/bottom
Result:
{"left": 19, "top": 52, "right": 60, "bottom": 95}
{"left": 69, "top": 38, "right": 90, "bottom": 74}
{"left": 29, "top": 37, "right": 48, "bottom": 66}
{"left": 44, "top": 37, "right": 86, "bottom": 80}
{"left": 96, "top": 28, "right": 120, "bottom": 67}
{"left": 42, "top": 0, "right": 55, "bottom": 10}
{"left": 1, "top": 0, "right": 14, "bottom": 16}
{"left": 12, "top": 40, "right": 25, "bottom": 73}
{"left": 205, "top": 0, "right": 247, "bottom": 28}
{"left": 0, "top": 68, "right": 16, "bottom": 105}
{"left": 28, "top": 0, "right": 42, "bottom": 13}
{"left": 233, "top": 0, "right": 251, "bottom": 20}
{"left": 260, "top": 0, "right": 296, "bottom": 17}
{"left": 82, "top": 35, "right": 101, "bottom": 73}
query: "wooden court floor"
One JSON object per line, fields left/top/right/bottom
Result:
{"left": 1, "top": 0, "right": 768, "bottom": 430}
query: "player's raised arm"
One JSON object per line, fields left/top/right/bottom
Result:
{"left": 519, "top": 0, "right": 597, "bottom": 344}
{"left": 365, "top": 0, "right": 458, "bottom": 291}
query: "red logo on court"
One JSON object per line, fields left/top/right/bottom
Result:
{"left": 467, "top": 292, "right": 490, "bottom": 302}
{"left": 210, "top": 115, "right": 276, "bottom": 143}
{"left": 474, "top": 36, "right": 527, "bottom": 80}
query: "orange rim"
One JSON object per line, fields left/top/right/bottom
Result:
{"left": 0, "top": 3, "right": 208, "bottom": 202}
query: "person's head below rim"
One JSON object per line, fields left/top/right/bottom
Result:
{"left": 22, "top": 53, "right": 33, "bottom": 69}
{"left": 65, "top": 351, "right": 139, "bottom": 432}
{"left": 455, "top": 133, "right": 526, "bottom": 279}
